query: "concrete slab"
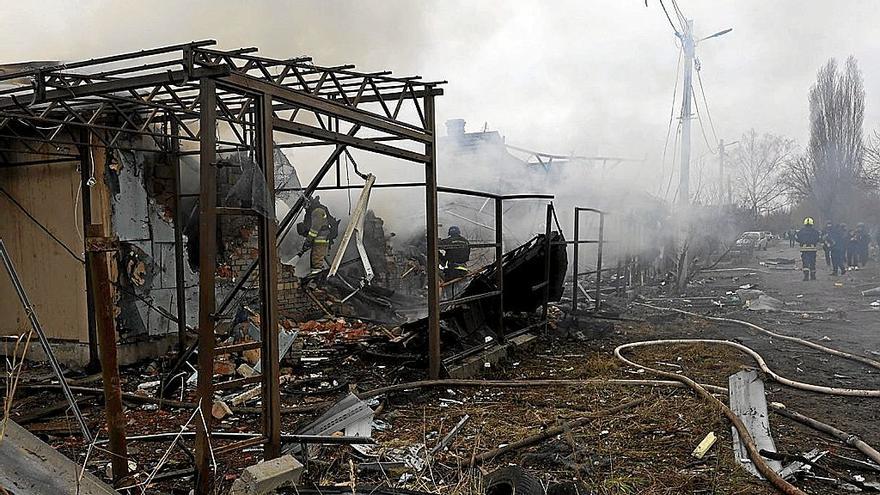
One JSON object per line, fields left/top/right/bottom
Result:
{"left": 229, "top": 454, "right": 303, "bottom": 495}
{"left": 0, "top": 419, "right": 120, "bottom": 495}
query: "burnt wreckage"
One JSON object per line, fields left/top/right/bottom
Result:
{"left": 0, "top": 41, "right": 575, "bottom": 494}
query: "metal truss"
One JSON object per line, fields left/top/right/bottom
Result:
{"left": 0, "top": 40, "right": 445, "bottom": 495}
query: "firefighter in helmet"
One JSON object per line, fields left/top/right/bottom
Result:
{"left": 298, "top": 196, "right": 337, "bottom": 274}
{"left": 795, "top": 217, "right": 820, "bottom": 281}
{"left": 439, "top": 225, "right": 471, "bottom": 282}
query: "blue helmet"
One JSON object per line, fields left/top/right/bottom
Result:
{"left": 448, "top": 226, "right": 461, "bottom": 236}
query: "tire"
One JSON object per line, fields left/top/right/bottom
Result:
{"left": 484, "top": 466, "right": 544, "bottom": 495}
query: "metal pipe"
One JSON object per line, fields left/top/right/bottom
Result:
{"left": 78, "top": 129, "right": 99, "bottom": 369}
{"left": 194, "top": 78, "right": 217, "bottom": 495}
{"left": 257, "top": 95, "right": 281, "bottom": 459}
{"left": 85, "top": 224, "right": 128, "bottom": 483}
{"left": 424, "top": 90, "right": 441, "bottom": 379}
{"left": 541, "top": 203, "right": 552, "bottom": 331}
{"left": 494, "top": 197, "right": 504, "bottom": 341}
{"left": 170, "top": 119, "right": 188, "bottom": 353}
{"left": 0, "top": 239, "right": 92, "bottom": 442}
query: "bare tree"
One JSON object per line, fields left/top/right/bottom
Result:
{"left": 862, "top": 130, "right": 880, "bottom": 189}
{"left": 730, "top": 129, "right": 796, "bottom": 224}
{"left": 786, "top": 56, "right": 867, "bottom": 219}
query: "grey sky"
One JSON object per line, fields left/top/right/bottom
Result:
{"left": 3, "top": 0, "right": 879, "bottom": 187}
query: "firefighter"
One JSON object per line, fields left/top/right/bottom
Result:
{"left": 829, "top": 223, "right": 847, "bottom": 276}
{"left": 795, "top": 217, "right": 819, "bottom": 281}
{"left": 821, "top": 221, "right": 834, "bottom": 267}
{"left": 298, "top": 196, "right": 337, "bottom": 274}
{"left": 439, "top": 225, "right": 471, "bottom": 282}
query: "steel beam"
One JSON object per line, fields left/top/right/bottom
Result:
{"left": 541, "top": 203, "right": 552, "bottom": 330}
{"left": 220, "top": 72, "right": 431, "bottom": 142}
{"left": 78, "top": 129, "right": 99, "bottom": 369}
{"left": 194, "top": 78, "right": 217, "bottom": 495}
{"left": 494, "top": 198, "right": 504, "bottom": 340}
{"left": 85, "top": 224, "right": 128, "bottom": 484}
{"left": 0, "top": 66, "right": 229, "bottom": 111}
{"left": 257, "top": 96, "right": 281, "bottom": 459}
{"left": 424, "top": 91, "right": 441, "bottom": 379}
{"left": 170, "top": 120, "right": 188, "bottom": 352}
{"left": 272, "top": 118, "right": 429, "bottom": 164}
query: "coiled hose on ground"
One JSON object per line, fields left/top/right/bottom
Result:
{"left": 615, "top": 338, "right": 880, "bottom": 398}
{"left": 615, "top": 303, "right": 880, "bottom": 494}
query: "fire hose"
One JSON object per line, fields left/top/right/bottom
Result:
{"left": 615, "top": 338, "right": 880, "bottom": 398}
{"left": 613, "top": 341, "right": 807, "bottom": 495}
{"left": 634, "top": 302, "right": 880, "bottom": 371}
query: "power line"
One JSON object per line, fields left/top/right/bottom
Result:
{"left": 670, "top": 0, "right": 688, "bottom": 26}
{"left": 657, "top": 0, "right": 681, "bottom": 34}
{"left": 658, "top": 45, "right": 683, "bottom": 195}
{"left": 692, "top": 82, "right": 718, "bottom": 153}
{"left": 695, "top": 67, "right": 719, "bottom": 143}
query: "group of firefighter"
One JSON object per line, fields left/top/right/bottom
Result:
{"left": 795, "top": 217, "right": 872, "bottom": 281}
{"left": 296, "top": 196, "right": 471, "bottom": 281}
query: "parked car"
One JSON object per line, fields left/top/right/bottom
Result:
{"left": 736, "top": 231, "right": 769, "bottom": 251}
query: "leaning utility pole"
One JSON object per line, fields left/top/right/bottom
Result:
{"left": 678, "top": 19, "right": 695, "bottom": 205}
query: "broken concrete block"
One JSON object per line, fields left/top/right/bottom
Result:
{"left": 237, "top": 363, "right": 257, "bottom": 378}
{"left": 229, "top": 455, "right": 303, "bottom": 495}
{"left": 211, "top": 400, "right": 232, "bottom": 420}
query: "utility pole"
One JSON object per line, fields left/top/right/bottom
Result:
{"left": 678, "top": 19, "right": 695, "bottom": 205}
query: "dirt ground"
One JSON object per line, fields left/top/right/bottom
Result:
{"left": 5, "top": 239, "right": 880, "bottom": 494}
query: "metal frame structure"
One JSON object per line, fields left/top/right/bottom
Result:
{"left": 571, "top": 207, "right": 606, "bottom": 312}
{"left": 0, "top": 40, "right": 444, "bottom": 494}
{"left": 570, "top": 207, "right": 645, "bottom": 312}
{"left": 435, "top": 188, "right": 553, "bottom": 338}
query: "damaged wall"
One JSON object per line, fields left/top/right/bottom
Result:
{"left": 109, "top": 147, "right": 199, "bottom": 339}
{"left": 0, "top": 142, "right": 92, "bottom": 342}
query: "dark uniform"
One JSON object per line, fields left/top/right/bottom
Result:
{"left": 829, "top": 225, "right": 847, "bottom": 276}
{"left": 439, "top": 226, "right": 470, "bottom": 282}
{"left": 821, "top": 222, "right": 833, "bottom": 266}
{"left": 795, "top": 221, "right": 820, "bottom": 281}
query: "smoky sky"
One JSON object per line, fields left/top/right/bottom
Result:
{"left": 3, "top": 0, "right": 880, "bottom": 191}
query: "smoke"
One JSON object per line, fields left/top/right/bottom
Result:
{"left": 8, "top": 1, "right": 880, "bottom": 274}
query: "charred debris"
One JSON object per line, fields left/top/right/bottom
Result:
{"left": 1, "top": 40, "right": 879, "bottom": 495}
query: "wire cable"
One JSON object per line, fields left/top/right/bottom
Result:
{"left": 696, "top": 68, "right": 720, "bottom": 143}
{"left": 658, "top": 45, "right": 683, "bottom": 197}
{"left": 670, "top": 0, "right": 688, "bottom": 26}
{"left": 692, "top": 82, "right": 718, "bottom": 154}
{"left": 0, "top": 186, "right": 85, "bottom": 263}
{"left": 657, "top": 0, "right": 681, "bottom": 34}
